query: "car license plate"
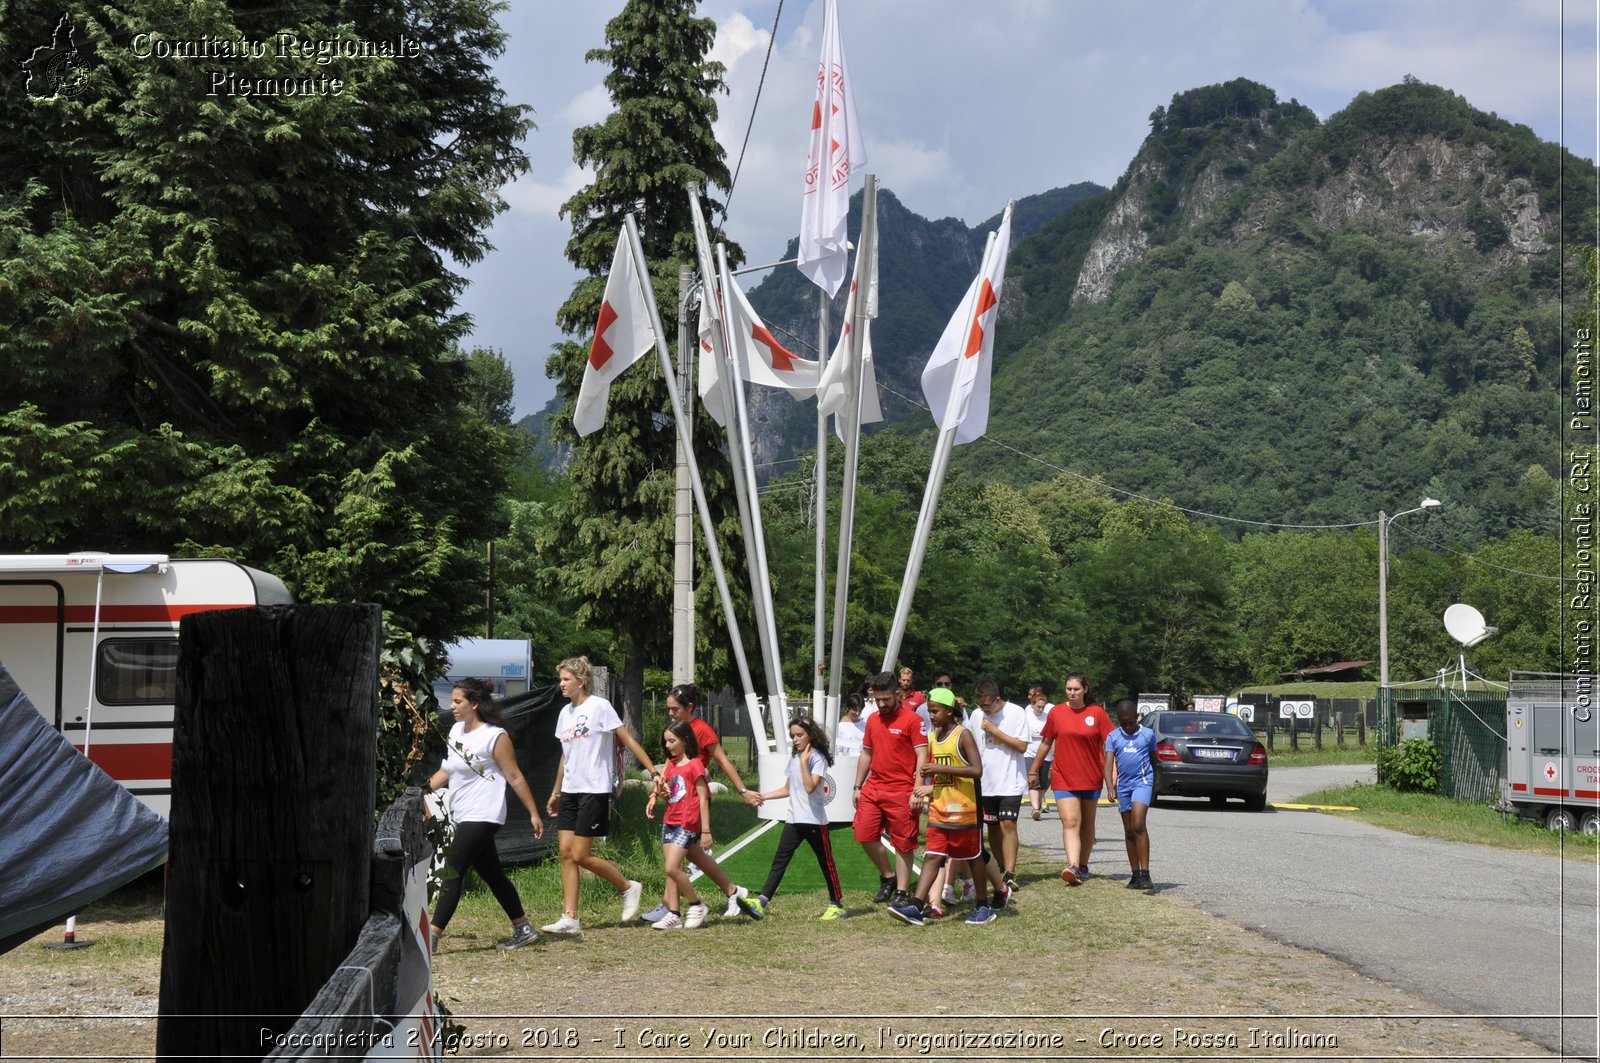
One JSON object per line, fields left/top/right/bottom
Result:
{"left": 1193, "top": 747, "right": 1234, "bottom": 760}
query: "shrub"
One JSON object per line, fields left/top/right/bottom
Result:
{"left": 1376, "top": 737, "right": 1441, "bottom": 792}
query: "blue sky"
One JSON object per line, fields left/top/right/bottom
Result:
{"left": 456, "top": 1, "right": 1600, "bottom": 419}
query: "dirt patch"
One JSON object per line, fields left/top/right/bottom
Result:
{"left": 0, "top": 868, "right": 1554, "bottom": 1061}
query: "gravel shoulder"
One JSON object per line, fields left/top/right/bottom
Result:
{"left": 0, "top": 764, "right": 1573, "bottom": 1061}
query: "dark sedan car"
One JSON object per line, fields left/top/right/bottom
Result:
{"left": 1147, "top": 711, "right": 1269, "bottom": 810}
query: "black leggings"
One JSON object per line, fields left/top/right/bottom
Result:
{"left": 432, "top": 819, "right": 524, "bottom": 929}
{"left": 761, "top": 822, "right": 844, "bottom": 905}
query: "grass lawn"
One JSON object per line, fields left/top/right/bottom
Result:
{"left": 1295, "top": 781, "right": 1600, "bottom": 860}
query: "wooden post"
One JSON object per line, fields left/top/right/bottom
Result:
{"left": 1357, "top": 711, "right": 1367, "bottom": 747}
{"left": 1335, "top": 709, "right": 1346, "bottom": 748}
{"left": 157, "top": 603, "right": 382, "bottom": 1062}
{"left": 1289, "top": 715, "right": 1300, "bottom": 751}
{"left": 1313, "top": 702, "right": 1324, "bottom": 750}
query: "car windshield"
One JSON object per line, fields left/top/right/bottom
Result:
{"left": 1153, "top": 712, "right": 1252, "bottom": 738}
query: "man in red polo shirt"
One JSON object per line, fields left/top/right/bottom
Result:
{"left": 852, "top": 670, "right": 929, "bottom": 906}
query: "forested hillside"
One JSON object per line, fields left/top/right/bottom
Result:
{"left": 959, "top": 78, "right": 1588, "bottom": 543}
{"left": 739, "top": 79, "right": 1593, "bottom": 701}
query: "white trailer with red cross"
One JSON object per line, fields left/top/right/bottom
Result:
{"left": 1505, "top": 672, "right": 1600, "bottom": 834}
{"left": 0, "top": 553, "right": 292, "bottom": 818}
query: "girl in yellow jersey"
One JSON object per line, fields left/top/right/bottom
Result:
{"left": 887, "top": 690, "right": 998, "bottom": 926}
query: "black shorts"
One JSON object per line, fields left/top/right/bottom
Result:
{"left": 981, "top": 794, "right": 1023, "bottom": 822}
{"left": 1030, "top": 758, "right": 1052, "bottom": 789}
{"left": 556, "top": 792, "right": 612, "bottom": 837}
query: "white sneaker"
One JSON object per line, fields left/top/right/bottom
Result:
{"left": 684, "top": 902, "right": 710, "bottom": 929}
{"left": 620, "top": 880, "right": 644, "bottom": 921}
{"left": 651, "top": 911, "right": 683, "bottom": 930}
{"left": 541, "top": 914, "right": 582, "bottom": 935}
{"left": 960, "top": 880, "right": 977, "bottom": 902}
{"left": 941, "top": 884, "right": 958, "bottom": 906}
{"left": 723, "top": 885, "right": 748, "bottom": 918}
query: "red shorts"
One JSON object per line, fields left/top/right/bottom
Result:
{"left": 853, "top": 790, "right": 920, "bottom": 852}
{"left": 924, "top": 823, "right": 980, "bottom": 861}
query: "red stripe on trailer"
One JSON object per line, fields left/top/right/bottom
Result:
{"left": 1511, "top": 783, "right": 1528, "bottom": 791}
{"left": 76, "top": 742, "right": 172, "bottom": 781}
{"left": 0, "top": 603, "right": 249, "bottom": 624}
{"left": 1576, "top": 789, "right": 1600, "bottom": 799}
{"left": 1533, "top": 787, "right": 1568, "bottom": 797}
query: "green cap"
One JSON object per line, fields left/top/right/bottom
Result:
{"left": 928, "top": 687, "right": 957, "bottom": 708}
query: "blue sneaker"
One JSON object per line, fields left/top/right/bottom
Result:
{"left": 964, "top": 905, "right": 996, "bottom": 925}
{"left": 640, "top": 903, "right": 670, "bottom": 924}
{"left": 887, "top": 902, "right": 925, "bottom": 926}
{"left": 1075, "top": 866, "right": 1093, "bottom": 882}
{"left": 736, "top": 893, "right": 766, "bottom": 920}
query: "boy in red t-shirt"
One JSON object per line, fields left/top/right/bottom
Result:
{"left": 852, "top": 670, "right": 929, "bottom": 906}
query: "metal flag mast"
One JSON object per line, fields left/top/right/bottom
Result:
{"left": 881, "top": 202, "right": 1015, "bottom": 673}
{"left": 685, "top": 191, "right": 782, "bottom": 750}
{"left": 717, "top": 242, "right": 790, "bottom": 738}
{"left": 623, "top": 214, "right": 765, "bottom": 745}
{"left": 826, "top": 175, "right": 878, "bottom": 724}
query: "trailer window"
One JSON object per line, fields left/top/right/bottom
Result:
{"left": 95, "top": 638, "right": 179, "bottom": 705}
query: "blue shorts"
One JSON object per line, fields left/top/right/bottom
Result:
{"left": 661, "top": 824, "right": 698, "bottom": 848}
{"left": 1053, "top": 788, "right": 1102, "bottom": 802}
{"left": 1117, "top": 785, "right": 1153, "bottom": 813}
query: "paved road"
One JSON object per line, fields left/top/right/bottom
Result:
{"left": 1017, "top": 765, "right": 1599, "bottom": 1059}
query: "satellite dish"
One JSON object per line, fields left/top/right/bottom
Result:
{"left": 1444, "top": 603, "right": 1495, "bottom": 649}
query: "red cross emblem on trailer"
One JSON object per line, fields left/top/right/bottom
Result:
{"left": 1544, "top": 762, "right": 1559, "bottom": 782}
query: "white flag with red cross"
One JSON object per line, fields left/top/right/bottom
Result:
{"left": 797, "top": 0, "right": 864, "bottom": 296}
{"left": 725, "top": 271, "right": 820, "bottom": 394}
{"left": 573, "top": 230, "right": 657, "bottom": 437}
{"left": 696, "top": 300, "right": 731, "bottom": 427}
{"left": 816, "top": 235, "right": 883, "bottom": 435}
{"left": 920, "top": 203, "right": 1014, "bottom": 445}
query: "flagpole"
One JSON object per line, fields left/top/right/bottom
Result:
{"left": 813, "top": 289, "right": 830, "bottom": 733}
{"left": 827, "top": 175, "right": 877, "bottom": 705}
{"left": 687, "top": 189, "right": 779, "bottom": 751}
{"left": 717, "top": 244, "right": 789, "bottom": 732}
{"left": 622, "top": 215, "right": 761, "bottom": 725}
{"left": 880, "top": 227, "right": 1000, "bottom": 673}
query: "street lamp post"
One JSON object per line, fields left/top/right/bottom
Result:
{"left": 1378, "top": 497, "right": 1442, "bottom": 689}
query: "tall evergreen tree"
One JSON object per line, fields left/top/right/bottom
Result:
{"left": 0, "top": 0, "right": 529, "bottom": 646}
{"left": 544, "top": 0, "right": 746, "bottom": 730}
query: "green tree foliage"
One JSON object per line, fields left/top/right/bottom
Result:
{"left": 1229, "top": 531, "right": 1381, "bottom": 683}
{"left": 0, "top": 0, "right": 528, "bottom": 640}
{"left": 0, "top": 0, "right": 529, "bottom": 797}
{"left": 541, "top": 0, "right": 747, "bottom": 729}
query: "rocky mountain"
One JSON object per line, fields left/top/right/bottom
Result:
{"left": 529, "top": 77, "right": 1593, "bottom": 541}
{"left": 957, "top": 77, "right": 1591, "bottom": 540}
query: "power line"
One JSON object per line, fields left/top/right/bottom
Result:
{"left": 1391, "top": 522, "right": 1569, "bottom": 582}
{"left": 869, "top": 381, "right": 1379, "bottom": 531}
{"left": 723, "top": 0, "right": 784, "bottom": 221}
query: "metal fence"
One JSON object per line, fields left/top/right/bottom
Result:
{"left": 1379, "top": 686, "right": 1508, "bottom": 803}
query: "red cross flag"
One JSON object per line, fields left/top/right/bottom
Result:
{"left": 573, "top": 230, "right": 657, "bottom": 437}
{"left": 816, "top": 234, "right": 883, "bottom": 436}
{"left": 797, "top": 0, "right": 865, "bottom": 296}
{"left": 725, "top": 271, "right": 819, "bottom": 394}
{"left": 696, "top": 300, "right": 730, "bottom": 428}
{"left": 920, "top": 202, "right": 1014, "bottom": 444}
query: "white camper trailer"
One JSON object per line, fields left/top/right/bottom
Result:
{"left": 0, "top": 553, "right": 292, "bottom": 818}
{"left": 1505, "top": 672, "right": 1600, "bottom": 833}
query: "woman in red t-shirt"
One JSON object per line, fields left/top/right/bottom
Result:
{"left": 1028, "top": 673, "right": 1112, "bottom": 885}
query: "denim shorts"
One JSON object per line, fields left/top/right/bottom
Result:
{"left": 661, "top": 823, "right": 698, "bottom": 848}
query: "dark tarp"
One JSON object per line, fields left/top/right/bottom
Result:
{"left": 433, "top": 683, "right": 563, "bottom": 865}
{"left": 0, "top": 661, "right": 168, "bottom": 955}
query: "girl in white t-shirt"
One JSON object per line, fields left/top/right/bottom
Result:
{"left": 425, "top": 677, "right": 545, "bottom": 952}
{"left": 742, "top": 717, "right": 846, "bottom": 920}
{"left": 541, "top": 656, "right": 662, "bottom": 935}
{"left": 1024, "top": 684, "right": 1055, "bottom": 821}
{"left": 833, "top": 693, "right": 866, "bottom": 757}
